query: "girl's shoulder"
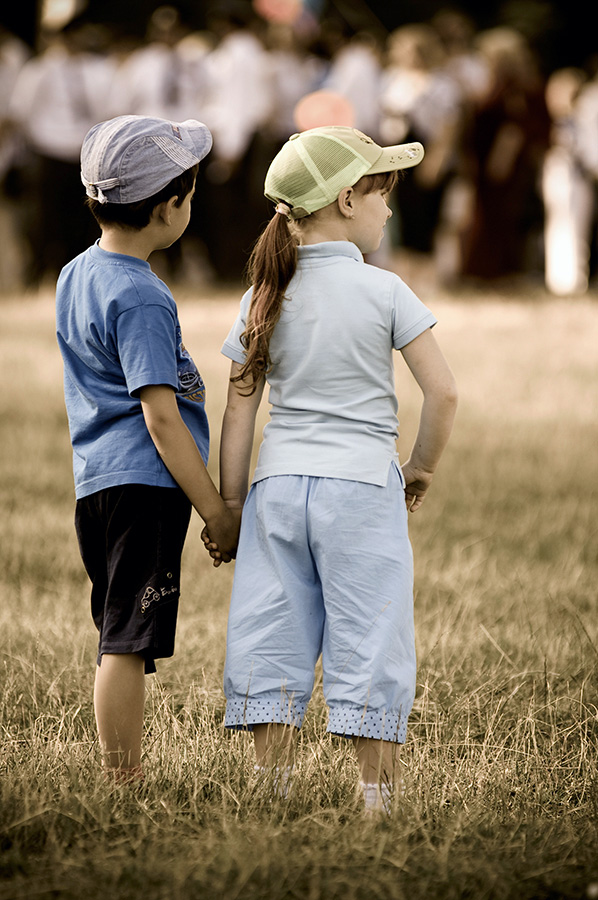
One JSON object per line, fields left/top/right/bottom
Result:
{"left": 361, "top": 259, "right": 419, "bottom": 299}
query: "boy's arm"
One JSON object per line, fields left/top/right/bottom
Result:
{"left": 139, "top": 384, "right": 239, "bottom": 558}
{"left": 399, "top": 328, "right": 458, "bottom": 512}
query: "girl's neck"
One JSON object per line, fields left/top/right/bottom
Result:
{"left": 296, "top": 217, "right": 352, "bottom": 246}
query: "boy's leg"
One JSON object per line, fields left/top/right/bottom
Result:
{"left": 94, "top": 653, "right": 145, "bottom": 771}
{"left": 76, "top": 486, "right": 191, "bottom": 777}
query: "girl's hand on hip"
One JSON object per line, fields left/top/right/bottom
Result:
{"left": 401, "top": 461, "right": 434, "bottom": 513}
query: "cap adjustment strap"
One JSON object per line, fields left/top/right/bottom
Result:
{"left": 81, "top": 174, "right": 121, "bottom": 204}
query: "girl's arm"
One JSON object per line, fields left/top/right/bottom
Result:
{"left": 219, "top": 361, "right": 265, "bottom": 508}
{"left": 139, "top": 384, "right": 241, "bottom": 557}
{"left": 400, "top": 328, "right": 458, "bottom": 512}
{"left": 201, "top": 362, "right": 265, "bottom": 566}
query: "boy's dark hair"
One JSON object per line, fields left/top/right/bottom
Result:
{"left": 85, "top": 164, "right": 199, "bottom": 230}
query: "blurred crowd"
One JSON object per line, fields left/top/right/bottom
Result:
{"left": 1, "top": 2, "right": 598, "bottom": 295}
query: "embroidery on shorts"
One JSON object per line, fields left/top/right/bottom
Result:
{"left": 139, "top": 570, "right": 179, "bottom": 615}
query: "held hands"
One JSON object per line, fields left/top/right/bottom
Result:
{"left": 401, "top": 460, "right": 434, "bottom": 513}
{"left": 201, "top": 503, "right": 242, "bottom": 567}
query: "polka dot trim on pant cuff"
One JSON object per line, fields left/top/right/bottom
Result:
{"left": 327, "top": 706, "right": 408, "bottom": 743}
{"left": 224, "top": 695, "right": 307, "bottom": 731}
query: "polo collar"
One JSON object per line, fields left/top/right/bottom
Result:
{"left": 297, "top": 241, "right": 363, "bottom": 263}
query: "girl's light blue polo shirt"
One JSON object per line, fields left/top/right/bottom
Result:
{"left": 221, "top": 241, "right": 437, "bottom": 486}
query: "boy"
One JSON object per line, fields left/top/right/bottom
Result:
{"left": 56, "top": 115, "right": 240, "bottom": 781}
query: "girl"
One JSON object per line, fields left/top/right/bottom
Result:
{"left": 206, "top": 125, "right": 458, "bottom": 812}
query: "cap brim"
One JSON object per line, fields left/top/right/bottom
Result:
{"left": 179, "top": 119, "right": 213, "bottom": 162}
{"left": 368, "top": 141, "right": 425, "bottom": 173}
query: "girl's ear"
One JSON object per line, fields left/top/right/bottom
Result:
{"left": 337, "top": 186, "right": 355, "bottom": 219}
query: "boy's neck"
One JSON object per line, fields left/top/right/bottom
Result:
{"left": 98, "top": 226, "right": 158, "bottom": 261}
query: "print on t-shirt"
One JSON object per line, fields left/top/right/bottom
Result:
{"left": 176, "top": 327, "right": 205, "bottom": 403}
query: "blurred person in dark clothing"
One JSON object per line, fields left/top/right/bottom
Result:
{"left": 460, "top": 27, "right": 551, "bottom": 282}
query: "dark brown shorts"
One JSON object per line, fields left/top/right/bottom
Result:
{"left": 75, "top": 484, "right": 191, "bottom": 673}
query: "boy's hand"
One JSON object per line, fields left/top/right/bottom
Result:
{"left": 202, "top": 507, "right": 242, "bottom": 567}
{"left": 401, "top": 461, "right": 434, "bottom": 513}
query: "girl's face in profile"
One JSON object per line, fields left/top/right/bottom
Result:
{"left": 349, "top": 188, "right": 393, "bottom": 255}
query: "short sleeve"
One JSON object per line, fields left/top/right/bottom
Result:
{"left": 390, "top": 278, "right": 438, "bottom": 350}
{"left": 221, "top": 288, "right": 253, "bottom": 363}
{"left": 115, "top": 303, "right": 179, "bottom": 396}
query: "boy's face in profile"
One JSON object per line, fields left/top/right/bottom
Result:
{"left": 162, "top": 177, "right": 196, "bottom": 249}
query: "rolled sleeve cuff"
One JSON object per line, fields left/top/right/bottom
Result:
{"left": 221, "top": 340, "right": 247, "bottom": 365}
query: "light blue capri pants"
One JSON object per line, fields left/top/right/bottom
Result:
{"left": 223, "top": 462, "right": 415, "bottom": 743}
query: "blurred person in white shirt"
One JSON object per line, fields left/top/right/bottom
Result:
{"left": 379, "top": 23, "right": 464, "bottom": 286}
{"left": 0, "top": 26, "right": 31, "bottom": 289}
{"left": 322, "top": 29, "right": 385, "bottom": 140}
{"left": 196, "top": 2, "right": 272, "bottom": 280}
{"left": 8, "top": 18, "right": 116, "bottom": 285}
{"left": 542, "top": 67, "right": 592, "bottom": 296}
{"left": 107, "top": 6, "right": 214, "bottom": 282}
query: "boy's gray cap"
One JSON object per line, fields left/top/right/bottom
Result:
{"left": 81, "top": 115, "right": 212, "bottom": 204}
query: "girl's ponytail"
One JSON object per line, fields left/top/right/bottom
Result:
{"left": 232, "top": 208, "right": 297, "bottom": 393}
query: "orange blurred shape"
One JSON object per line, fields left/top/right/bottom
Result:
{"left": 253, "top": 0, "right": 303, "bottom": 24}
{"left": 293, "top": 90, "right": 356, "bottom": 131}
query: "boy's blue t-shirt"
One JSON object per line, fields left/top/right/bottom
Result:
{"left": 56, "top": 242, "right": 209, "bottom": 499}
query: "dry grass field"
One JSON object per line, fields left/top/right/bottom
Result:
{"left": 1, "top": 281, "right": 597, "bottom": 900}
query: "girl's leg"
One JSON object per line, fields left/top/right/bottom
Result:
{"left": 352, "top": 737, "right": 402, "bottom": 813}
{"left": 308, "top": 470, "right": 413, "bottom": 812}
{"left": 253, "top": 723, "right": 296, "bottom": 798}
{"left": 94, "top": 653, "right": 145, "bottom": 773}
{"left": 253, "top": 722, "right": 296, "bottom": 768}
{"left": 352, "top": 736, "right": 401, "bottom": 784}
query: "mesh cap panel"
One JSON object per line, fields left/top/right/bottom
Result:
{"left": 273, "top": 157, "right": 318, "bottom": 198}
{"left": 263, "top": 126, "right": 424, "bottom": 218}
{"left": 265, "top": 135, "right": 370, "bottom": 216}
{"left": 307, "top": 136, "right": 363, "bottom": 182}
